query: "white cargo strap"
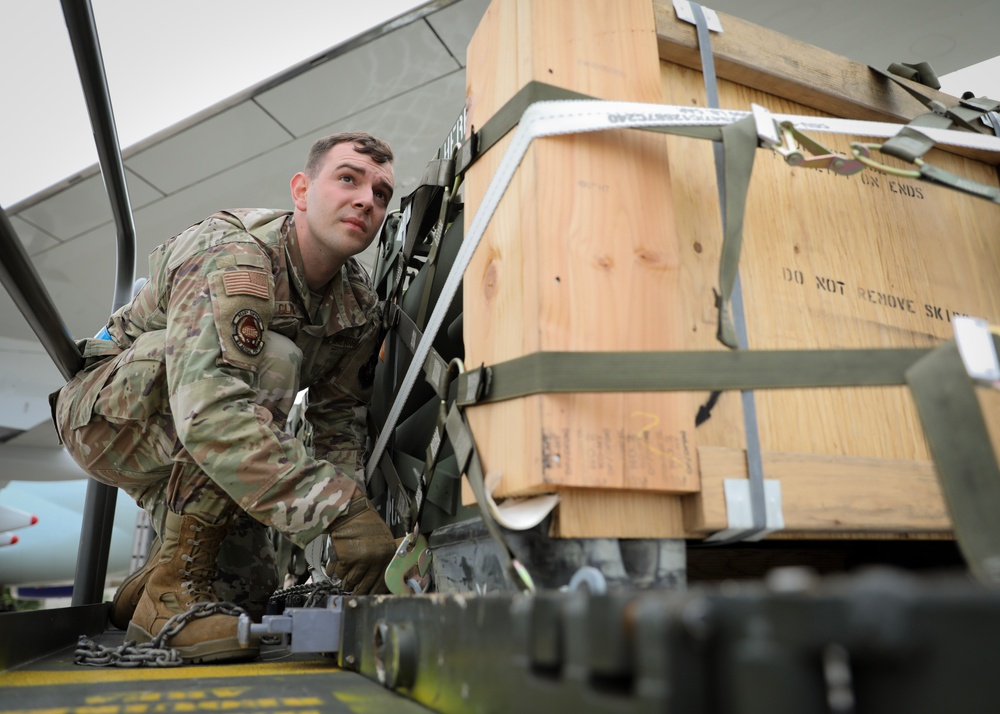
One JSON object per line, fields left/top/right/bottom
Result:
{"left": 365, "top": 98, "right": 1000, "bottom": 481}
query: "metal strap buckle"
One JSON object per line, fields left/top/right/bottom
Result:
{"left": 773, "top": 122, "right": 866, "bottom": 175}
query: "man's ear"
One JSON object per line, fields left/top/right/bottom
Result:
{"left": 290, "top": 172, "right": 309, "bottom": 211}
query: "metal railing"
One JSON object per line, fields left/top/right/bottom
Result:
{"left": 0, "top": 0, "right": 138, "bottom": 607}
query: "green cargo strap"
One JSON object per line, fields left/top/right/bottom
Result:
{"left": 444, "top": 402, "right": 535, "bottom": 594}
{"left": 382, "top": 157, "right": 455, "bottom": 306}
{"left": 918, "top": 162, "right": 1000, "bottom": 204}
{"left": 420, "top": 157, "right": 455, "bottom": 190}
{"left": 887, "top": 61, "right": 941, "bottom": 89}
{"left": 415, "top": 190, "right": 458, "bottom": 329}
{"left": 373, "top": 212, "right": 404, "bottom": 298}
{"left": 687, "top": 2, "right": 757, "bottom": 351}
{"left": 963, "top": 95, "right": 1000, "bottom": 136}
{"left": 412, "top": 401, "right": 450, "bottom": 525}
{"left": 393, "top": 306, "right": 451, "bottom": 401}
{"left": 455, "top": 348, "right": 932, "bottom": 406}
{"left": 378, "top": 440, "right": 418, "bottom": 531}
{"left": 906, "top": 337, "right": 1000, "bottom": 586}
{"left": 877, "top": 64, "right": 997, "bottom": 135}
{"left": 946, "top": 96, "right": 1000, "bottom": 135}
{"left": 714, "top": 116, "right": 758, "bottom": 350}
{"left": 867, "top": 131, "right": 1000, "bottom": 205}
{"left": 456, "top": 82, "right": 593, "bottom": 176}
{"left": 392, "top": 450, "right": 460, "bottom": 518}
{"left": 882, "top": 125, "right": 940, "bottom": 163}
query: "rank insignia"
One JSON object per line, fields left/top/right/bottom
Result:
{"left": 232, "top": 309, "right": 265, "bottom": 356}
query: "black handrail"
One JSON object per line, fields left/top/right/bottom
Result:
{"left": 0, "top": 209, "right": 84, "bottom": 381}
{"left": 60, "top": 0, "right": 137, "bottom": 312}
{"left": 59, "top": 0, "right": 138, "bottom": 607}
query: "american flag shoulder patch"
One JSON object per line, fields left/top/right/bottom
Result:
{"left": 223, "top": 270, "right": 270, "bottom": 299}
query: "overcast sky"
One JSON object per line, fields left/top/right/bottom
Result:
{"left": 0, "top": 0, "right": 426, "bottom": 207}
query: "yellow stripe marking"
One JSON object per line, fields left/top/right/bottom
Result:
{"left": 0, "top": 661, "right": 337, "bottom": 688}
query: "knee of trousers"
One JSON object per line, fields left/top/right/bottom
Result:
{"left": 252, "top": 331, "right": 303, "bottom": 419}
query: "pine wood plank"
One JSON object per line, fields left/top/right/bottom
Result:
{"left": 463, "top": 0, "right": 698, "bottom": 498}
{"left": 551, "top": 489, "right": 687, "bottom": 539}
{"left": 685, "top": 446, "right": 950, "bottom": 533}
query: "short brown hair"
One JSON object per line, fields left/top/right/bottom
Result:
{"left": 305, "top": 132, "right": 394, "bottom": 178}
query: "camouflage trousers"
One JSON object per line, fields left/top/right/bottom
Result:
{"left": 53, "top": 330, "right": 312, "bottom": 614}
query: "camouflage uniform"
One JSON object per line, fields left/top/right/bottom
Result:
{"left": 53, "top": 208, "right": 383, "bottom": 604}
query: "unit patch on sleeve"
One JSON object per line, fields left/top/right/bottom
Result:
{"left": 232, "top": 309, "right": 265, "bottom": 356}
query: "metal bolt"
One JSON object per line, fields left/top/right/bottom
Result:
{"left": 348, "top": 598, "right": 359, "bottom": 609}
{"left": 344, "top": 654, "right": 356, "bottom": 666}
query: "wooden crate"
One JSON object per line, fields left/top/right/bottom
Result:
{"left": 463, "top": 0, "right": 698, "bottom": 498}
{"left": 461, "top": 0, "right": 1000, "bottom": 539}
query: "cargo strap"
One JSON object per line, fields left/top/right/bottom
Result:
{"left": 686, "top": 2, "right": 757, "bottom": 352}
{"left": 865, "top": 63, "right": 1000, "bottom": 201}
{"left": 906, "top": 335, "right": 1000, "bottom": 587}
{"left": 444, "top": 401, "right": 536, "bottom": 593}
{"left": 369, "top": 156, "right": 457, "bottom": 523}
{"left": 384, "top": 305, "right": 534, "bottom": 593}
{"left": 880, "top": 63, "right": 1000, "bottom": 135}
{"left": 415, "top": 202, "right": 460, "bottom": 330}
{"left": 375, "top": 302, "right": 451, "bottom": 531}
{"left": 454, "top": 341, "right": 1000, "bottom": 587}
{"left": 852, "top": 134, "right": 1000, "bottom": 205}
{"left": 391, "top": 304, "right": 452, "bottom": 400}
{"left": 378, "top": 441, "right": 418, "bottom": 531}
{"left": 886, "top": 61, "right": 941, "bottom": 90}
{"left": 688, "top": 1, "right": 769, "bottom": 543}
{"left": 374, "top": 156, "right": 455, "bottom": 307}
{"left": 456, "top": 82, "right": 593, "bottom": 176}
{"left": 455, "top": 348, "right": 933, "bottom": 406}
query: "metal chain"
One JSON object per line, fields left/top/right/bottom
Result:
{"left": 75, "top": 636, "right": 183, "bottom": 668}
{"left": 267, "top": 580, "right": 343, "bottom": 610}
{"left": 74, "top": 601, "right": 247, "bottom": 668}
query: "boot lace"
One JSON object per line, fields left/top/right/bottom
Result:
{"left": 179, "top": 522, "right": 221, "bottom": 602}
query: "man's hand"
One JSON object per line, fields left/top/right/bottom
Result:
{"left": 326, "top": 493, "right": 395, "bottom": 594}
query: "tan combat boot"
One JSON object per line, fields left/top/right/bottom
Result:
{"left": 126, "top": 511, "right": 258, "bottom": 663}
{"left": 109, "top": 536, "right": 160, "bottom": 631}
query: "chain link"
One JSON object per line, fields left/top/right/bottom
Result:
{"left": 76, "top": 583, "right": 341, "bottom": 667}
{"left": 267, "top": 580, "right": 343, "bottom": 610}
{"left": 74, "top": 601, "right": 247, "bottom": 668}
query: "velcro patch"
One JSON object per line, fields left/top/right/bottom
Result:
{"left": 232, "top": 309, "right": 265, "bottom": 356}
{"left": 223, "top": 270, "right": 270, "bottom": 299}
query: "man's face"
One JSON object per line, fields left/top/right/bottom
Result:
{"left": 294, "top": 142, "right": 394, "bottom": 263}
